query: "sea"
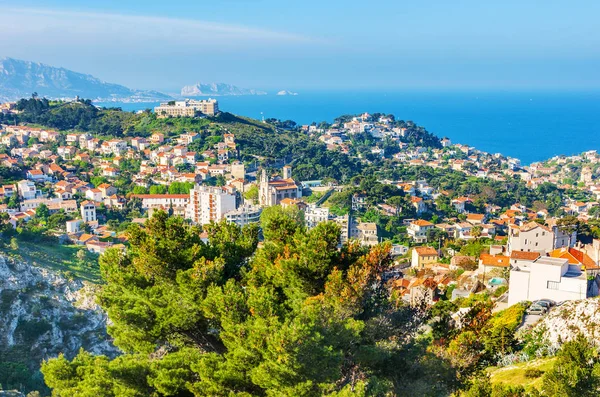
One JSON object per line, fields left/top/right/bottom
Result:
{"left": 97, "top": 90, "right": 600, "bottom": 165}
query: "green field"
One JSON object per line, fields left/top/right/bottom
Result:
{"left": 487, "top": 357, "right": 557, "bottom": 390}
{"left": 5, "top": 240, "right": 101, "bottom": 283}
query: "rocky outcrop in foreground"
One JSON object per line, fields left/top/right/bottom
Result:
{"left": 529, "top": 298, "right": 600, "bottom": 348}
{"left": 0, "top": 254, "right": 118, "bottom": 385}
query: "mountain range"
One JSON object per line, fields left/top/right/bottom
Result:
{"left": 0, "top": 58, "right": 269, "bottom": 102}
{"left": 0, "top": 57, "right": 171, "bottom": 103}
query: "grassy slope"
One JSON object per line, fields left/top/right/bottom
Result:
{"left": 487, "top": 357, "right": 556, "bottom": 390}
{"left": 6, "top": 241, "right": 101, "bottom": 283}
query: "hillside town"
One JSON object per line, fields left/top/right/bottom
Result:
{"left": 2, "top": 101, "right": 600, "bottom": 313}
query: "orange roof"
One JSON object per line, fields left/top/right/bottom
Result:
{"left": 414, "top": 246, "right": 438, "bottom": 256}
{"left": 412, "top": 219, "right": 434, "bottom": 227}
{"left": 550, "top": 247, "right": 599, "bottom": 270}
{"left": 480, "top": 254, "right": 510, "bottom": 267}
{"left": 467, "top": 214, "right": 485, "bottom": 221}
{"left": 510, "top": 251, "right": 541, "bottom": 261}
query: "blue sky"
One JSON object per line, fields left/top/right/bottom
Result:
{"left": 0, "top": 0, "right": 599, "bottom": 92}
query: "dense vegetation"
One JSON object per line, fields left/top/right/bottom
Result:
{"left": 35, "top": 210, "right": 600, "bottom": 396}
{"left": 41, "top": 209, "right": 459, "bottom": 396}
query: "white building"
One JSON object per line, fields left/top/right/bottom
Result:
{"left": 187, "top": 185, "right": 237, "bottom": 225}
{"left": 131, "top": 194, "right": 190, "bottom": 217}
{"left": 508, "top": 256, "right": 597, "bottom": 306}
{"left": 17, "top": 180, "right": 38, "bottom": 200}
{"left": 224, "top": 205, "right": 262, "bottom": 227}
{"left": 80, "top": 201, "right": 97, "bottom": 223}
{"left": 304, "top": 205, "right": 330, "bottom": 229}
{"left": 507, "top": 222, "right": 555, "bottom": 254}
{"left": 407, "top": 220, "right": 435, "bottom": 243}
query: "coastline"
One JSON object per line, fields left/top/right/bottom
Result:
{"left": 96, "top": 90, "right": 600, "bottom": 165}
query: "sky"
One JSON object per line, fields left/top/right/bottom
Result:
{"left": 0, "top": 0, "right": 599, "bottom": 93}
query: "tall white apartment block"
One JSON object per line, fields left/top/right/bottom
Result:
{"left": 187, "top": 185, "right": 236, "bottom": 225}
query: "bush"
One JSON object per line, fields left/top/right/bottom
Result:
{"left": 15, "top": 319, "right": 52, "bottom": 344}
{"left": 493, "top": 285, "right": 508, "bottom": 298}
{"left": 524, "top": 368, "right": 544, "bottom": 378}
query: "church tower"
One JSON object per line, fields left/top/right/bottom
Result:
{"left": 259, "top": 168, "right": 269, "bottom": 206}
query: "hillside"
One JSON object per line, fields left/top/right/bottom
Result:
{"left": 0, "top": 58, "right": 171, "bottom": 103}
{"left": 3, "top": 98, "right": 363, "bottom": 181}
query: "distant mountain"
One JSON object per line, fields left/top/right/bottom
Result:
{"left": 0, "top": 57, "right": 171, "bottom": 103}
{"left": 181, "top": 82, "right": 267, "bottom": 96}
{"left": 276, "top": 90, "right": 299, "bottom": 96}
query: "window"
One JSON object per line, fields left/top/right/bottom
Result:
{"left": 547, "top": 281, "right": 559, "bottom": 290}
{"left": 536, "top": 233, "right": 539, "bottom": 237}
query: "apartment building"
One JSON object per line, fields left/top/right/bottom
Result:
{"left": 155, "top": 99, "right": 219, "bottom": 118}
{"left": 186, "top": 185, "right": 236, "bottom": 225}
{"left": 224, "top": 205, "right": 262, "bottom": 227}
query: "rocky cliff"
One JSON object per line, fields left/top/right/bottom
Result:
{"left": 181, "top": 82, "right": 267, "bottom": 96}
{"left": 0, "top": 254, "right": 117, "bottom": 392}
{"left": 527, "top": 298, "right": 600, "bottom": 348}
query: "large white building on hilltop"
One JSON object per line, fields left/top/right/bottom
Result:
{"left": 154, "top": 99, "right": 219, "bottom": 118}
{"left": 258, "top": 167, "right": 302, "bottom": 207}
{"left": 187, "top": 185, "right": 236, "bottom": 225}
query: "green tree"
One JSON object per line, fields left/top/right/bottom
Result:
{"left": 35, "top": 203, "right": 50, "bottom": 220}
{"left": 541, "top": 334, "right": 600, "bottom": 397}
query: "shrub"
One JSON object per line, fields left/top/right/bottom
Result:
{"left": 524, "top": 368, "right": 544, "bottom": 378}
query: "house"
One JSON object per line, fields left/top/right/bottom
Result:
{"left": 411, "top": 246, "right": 439, "bottom": 269}
{"left": 508, "top": 256, "right": 598, "bottom": 306}
{"left": 478, "top": 254, "right": 510, "bottom": 273}
{"left": 407, "top": 219, "right": 435, "bottom": 243}
{"left": 550, "top": 247, "right": 600, "bottom": 275}
{"left": 451, "top": 197, "right": 471, "bottom": 213}
{"left": 17, "top": 180, "right": 38, "bottom": 200}
{"left": 356, "top": 222, "right": 378, "bottom": 246}
{"left": 507, "top": 222, "right": 554, "bottom": 254}
{"left": 0, "top": 184, "right": 17, "bottom": 199}
{"left": 150, "top": 133, "right": 165, "bottom": 144}
{"left": 411, "top": 196, "right": 427, "bottom": 214}
{"left": 80, "top": 201, "right": 97, "bottom": 223}
{"left": 26, "top": 169, "right": 46, "bottom": 182}
{"left": 466, "top": 213, "right": 485, "bottom": 225}
{"left": 509, "top": 250, "right": 541, "bottom": 267}
{"left": 352, "top": 193, "right": 367, "bottom": 211}
{"left": 85, "top": 188, "right": 103, "bottom": 202}
{"left": 97, "top": 183, "right": 117, "bottom": 198}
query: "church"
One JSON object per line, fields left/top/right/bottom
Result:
{"left": 259, "top": 165, "right": 302, "bottom": 207}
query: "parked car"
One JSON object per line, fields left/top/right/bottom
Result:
{"left": 526, "top": 305, "right": 547, "bottom": 315}
{"left": 534, "top": 300, "right": 552, "bottom": 309}
{"left": 537, "top": 299, "right": 555, "bottom": 307}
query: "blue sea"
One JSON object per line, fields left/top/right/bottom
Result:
{"left": 98, "top": 90, "right": 600, "bottom": 165}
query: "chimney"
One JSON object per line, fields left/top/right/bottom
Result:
{"left": 282, "top": 165, "right": 292, "bottom": 179}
